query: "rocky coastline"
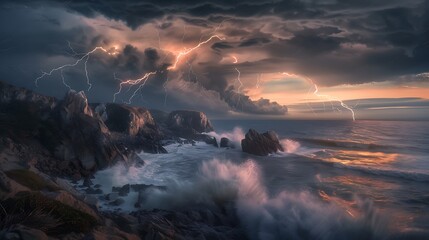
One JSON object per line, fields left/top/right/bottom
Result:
{"left": 0, "top": 81, "right": 283, "bottom": 239}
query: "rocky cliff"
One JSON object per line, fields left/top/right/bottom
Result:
{"left": 0, "top": 81, "right": 217, "bottom": 177}
{"left": 0, "top": 81, "right": 247, "bottom": 240}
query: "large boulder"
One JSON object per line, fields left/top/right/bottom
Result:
{"left": 92, "top": 104, "right": 166, "bottom": 153}
{"left": 166, "top": 110, "right": 214, "bottom": 141}
{"left": 220, "top": 137, "right": 234, "bottom": 148}
{"left": 241, "top": 129, "right": 284, "bottom": 156}
{"left": 167, "top": 110, "right": 213, "bottom": 133}
{"left": 97, "top": 103, "right": 159, "bottom": 137}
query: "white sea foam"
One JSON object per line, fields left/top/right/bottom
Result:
{"left": 137, "top": 158, "right": 388, "bottom": 239}
{"left": 280, "top": 138, "right": 301, "bottom": 153}
{"left": 206, "top": 127, "right": 245, "bottom": 149}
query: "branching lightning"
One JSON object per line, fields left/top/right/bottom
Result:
{"left": 60, "top": 69, "right": 71, "bottom": 91}
{"left": 35, "top": 46, "right": 119, "bottom": 90}
{"left": 234, "top": 68, "right": 243, "bottom": 94}
{"left": 282, "top": 72, "right": 356, "bottom": 120}
{"left": 167, "top": 35, "right": 224, "bottom": 71}
{"left": 113, "top": 34, "right": 224, "bottom": 104}
{"left": 113, "top": 71, "right": 157, "bottom": 104}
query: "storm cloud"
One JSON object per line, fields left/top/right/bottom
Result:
{"left": 0, "top": 0, "right": 428, "bottom": 118}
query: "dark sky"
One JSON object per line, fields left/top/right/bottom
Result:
{"left": 0, "top": 0, "right": 428, "bottom": 119}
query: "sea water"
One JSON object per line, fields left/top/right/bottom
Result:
{"left": 87, "top": 120, "right": 429, "bottom": 239}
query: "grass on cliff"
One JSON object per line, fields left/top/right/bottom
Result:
{"left": 5, "top": 169, "right": 60, "bottom": 192}
{"left": 0, "top": 191, "right": 98, "bottom": 235}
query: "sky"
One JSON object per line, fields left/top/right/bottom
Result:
{"left": 0, "top": 0, "right": 428, "bottom": 120}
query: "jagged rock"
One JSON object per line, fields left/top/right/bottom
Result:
{"left": 167, "top": 110, "right": 214, "bottom": 139}
{"left": 220, "top": 137, "right": 234, "bottom": 148}
{"left": 59, "top": 91, "right": 127, "bottom": 172}
{"left": 101, "top": 103, "right": 159, "bottom": 137}
{"left": 241, "top": 129, "right": 284, "bottom": 156}
{"left": 204, "top": 136, "right": 218, "bottom": 147}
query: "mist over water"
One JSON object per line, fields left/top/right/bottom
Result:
{"left": 90, "top": 120, "right": 429, "bottom": 239}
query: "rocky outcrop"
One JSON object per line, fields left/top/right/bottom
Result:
{"left": 220, "top": 137, "right": 233, "bottom": 148}
{"left": 92, "top": 104, "right": 166, "bottom": 154}
{"left": 241, "top": 129, "right": 284, "bottom": 156}
{"left": 58, "top": 91, "right": 127, "bottom": 172}
{"left": 97, "top": 103, "right": 158, "bottom": 137}
{"left": 167, "top": 110, "right": 213, "bottom": 136}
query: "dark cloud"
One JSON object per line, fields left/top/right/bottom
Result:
{"left": 0, "top": 0, "right": 428, "bottom": 118}
{"left": 238, "top": 37, "right": 271, "bottom": 47}
{"left": 223, "top": 89, "right": 288, "bottom": 115}
{"left": 211, "top": 42, "right": 233, "bottom": 49}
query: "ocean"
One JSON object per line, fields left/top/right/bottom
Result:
{"left": 87, "top": 120, "right": 429, "bottom": 239}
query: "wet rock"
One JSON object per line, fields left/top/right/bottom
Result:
{"left": 241, "top": 129, "right": 284, "bottom": 156}
{"left": 204, "top": 136, "right": 218, "bottom": 147}
{"left": 220, "top": 137, "right": 234, "bottom": 148}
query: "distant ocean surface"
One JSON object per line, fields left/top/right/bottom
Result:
{"left": 92, "top": 120, "right": 429, "bottom": 239}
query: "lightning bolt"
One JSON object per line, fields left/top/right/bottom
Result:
{"left": 113, "top": 71, "right": 157, "bottom": 104}
{"left": 167, "top": 35, "right": 224, "bottom": 70}
{"left": 60, "top": 69, "right": 71, "bottom": 91}
{"left": 234, "top": 68, "right": 243, "bottom": 93}
{"left": 231, "top": 55, "right": 238, "bottom": 64}
{"left": 113, "top": 35, "right": 224, "bottom": 104}
{"left": 282, "top": 72, "right": 356, "bottom": 121}
{"left": 35, "top": 46, "right": 119, "bottom": 90}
